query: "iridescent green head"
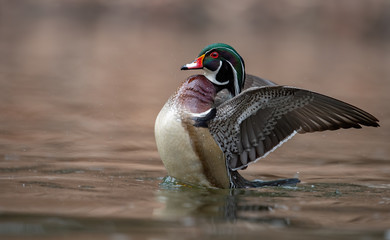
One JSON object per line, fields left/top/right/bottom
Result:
{"left": 181, "top": 43, "right": 246, "bottom": 96}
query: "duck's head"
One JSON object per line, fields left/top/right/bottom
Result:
{"left": 181, "top": 43, "right": 245, "bottom": 96}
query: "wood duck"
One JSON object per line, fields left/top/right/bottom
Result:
{"left": 154, "top": 43, "right": 379, "bottom": 189}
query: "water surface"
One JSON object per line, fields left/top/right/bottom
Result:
{"left": 1, "top": 1, "right": 390, "bottom": 239}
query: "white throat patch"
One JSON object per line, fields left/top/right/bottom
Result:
{"left": 203, "top": 61, "right": 229, "bottom": 85}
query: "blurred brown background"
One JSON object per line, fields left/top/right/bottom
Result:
{"left": 0, "top": 0, "right": 389, "bottom": 176}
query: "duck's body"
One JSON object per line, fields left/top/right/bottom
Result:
{"left": 155, "top": 75, "right": 230, "bottom": 188}
{"left": 155, "top": 43, "right": 379, "bottom": 189}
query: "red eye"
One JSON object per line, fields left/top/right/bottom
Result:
{"left": 210, "top": 51, "right": 219, "bottom": 59}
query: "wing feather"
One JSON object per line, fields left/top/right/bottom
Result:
{"left": 209, "top": 86, "right": 379, "bottom": 170}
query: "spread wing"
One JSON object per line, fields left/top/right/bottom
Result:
{"left": 208, "top": 86, "right": 379, "bottom": 171}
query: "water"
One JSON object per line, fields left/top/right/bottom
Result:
{"left": 1, "top": 148, "right": 390, "bottom": 239}
{"left": 1, "top": 1, "right": 390, "bottom": 239}
{"left": 1, "top": 168, "right": 390, "bottom": 239}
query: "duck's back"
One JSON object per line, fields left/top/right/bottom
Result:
{"left": 244, "top": 74, "right": 277, "bottom": 89}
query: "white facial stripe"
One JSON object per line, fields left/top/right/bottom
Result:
{"left": 204, "top": 46, "right": 245, "bottom": 87}
{"left": 203, "top": 61, "right": 229, "bottom": 85}
{"left": 226, "top": 60, "right": 240, "bottom": 96}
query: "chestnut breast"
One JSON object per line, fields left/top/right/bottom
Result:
{"left": 177, "top": 75, "right": 216, "bottom": 114}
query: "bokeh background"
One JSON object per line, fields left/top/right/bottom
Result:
{"left": 1, "top": 0, "right": 389, "bottom": 161}
{"left": 0, "top": 0, "right": 390, "bottom": 229}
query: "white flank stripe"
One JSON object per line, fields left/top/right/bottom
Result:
{"left": 190, "top": 108, "right": 213, "bottom": 118}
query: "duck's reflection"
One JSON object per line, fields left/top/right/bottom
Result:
{"left": 154, "top": 176, "right": 293, "bottom": 226}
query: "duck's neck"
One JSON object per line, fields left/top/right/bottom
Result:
{"left": 177, "top": 75, "right": 216, "bottom": 114}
